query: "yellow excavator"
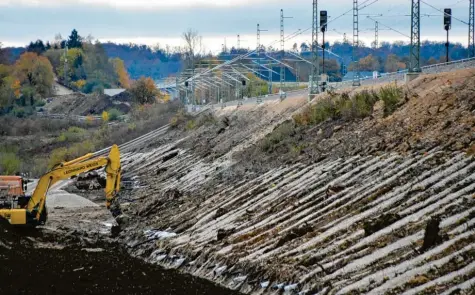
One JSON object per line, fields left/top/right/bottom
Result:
{"left": 0, "top": 145, "right": 121, "bottom": 226}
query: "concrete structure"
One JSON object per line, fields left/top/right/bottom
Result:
{"left": 104, "top": 89, "right": 126, "bottom": 97}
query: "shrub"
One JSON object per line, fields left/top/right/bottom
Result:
{"left": 261, "top": 121, "right": 296, "bottom": 152}
{"left": 344, "top": 90, "right": 379, "bottom": 119}
{"left": 102, "top": 111, "right": 109, "bottom": 122}
{"left": 169, "top": 109, "right": 188, "bottom": 128}
{"left": 48, "top": 140, "right": 95, "bottom": 169}
{"left": 130, "top": 77, "right": 158, "bottom": 104}
{"left": 294, "top": 87, "right": 400, "bottom": 127}
{"left": 12, "top": 106, "right": 34, "bottom": 118}
{"left": 35, "top": 99, "right": 46, "bottom": 107}
{"left": 26, "top": 158, "right": 48, "bottom": 177}
{"left": 378, "top": 85, "right": 403, "bottom": 116}
{"left": 294, "top": 98, "right": 336, "bottom": 126}
{"left": 185, "top": 120, "right": 197, "bottom": 130}
{"left": 67, "top": 140, "right": 95, "bottom": 159}
{"left": 107, "top": 108, "right": 123, "bottom": 121}
{"left": 93, "top": 84, "right": 105, "bottom": 95}
{"left": 56, "top": 126, "right": 86, "bottom": 143}
{"left": 0, "top": 152, "right": 21, "bottom": 174}
{"left": 48, "top": 147, "right": 68, "bottom": 169}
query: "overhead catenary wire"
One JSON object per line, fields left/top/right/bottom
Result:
{"left": 168, "top": 0, "right": 382, "bottom": 88}
{"left": 367, "top": 16, "right": 411, "bottom": 39}
{"left": 421, "top": 0, "right": 469, "bottom": 25}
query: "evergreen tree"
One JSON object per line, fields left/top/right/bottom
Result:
{"left": 67, "top": 29, "right": 82, "bottom": 49}
{"left": 26, "top": 40, "right": 46, "bottom": 55}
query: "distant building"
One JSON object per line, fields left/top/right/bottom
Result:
{"left": 104, "top": 88, "right": 126, "bottom": 97}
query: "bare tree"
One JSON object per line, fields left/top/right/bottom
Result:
{"left": 182, "top": 29, "right": 202, "bottom": 69}
{"left": 292, "top": 42, "right": 299, "bottom": 52}
{"left": 85, "top": 34, "right": 95, "bottom": 44}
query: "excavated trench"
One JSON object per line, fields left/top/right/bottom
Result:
{"left": 0, "top": 224, "right": 239, "bottom": 295}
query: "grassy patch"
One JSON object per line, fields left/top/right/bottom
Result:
{"left": 169, "top": 109, "right": 188, "bottom": 128}
{"left": 57, "top": 126, "right": 86, "bottom": 143}
{"left": 260, "top": 121, "right": 296, "bottom": 152}
{"left": 294, "top": 85, "right": 403, "bottom": 127}
{"left": 0, "top": 146, "right": 21, "bottom": 174}
{"left": 377, "top": 85, "right": 404, "bottom": 116}
{"left": 170, "top": 110, "right": 217, "bottom": 131}
{"left": 185, "top": 120, "right": 197, "bottom": 131}
{"left": 48, "top": 140, "right": 96, "bottom": 169}
{"left": 107, "top": 108, "right": 123, "bottom": 121}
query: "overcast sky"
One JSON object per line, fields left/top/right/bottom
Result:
{"left": 0, "top": 0, "right": 471, "bottom": 53}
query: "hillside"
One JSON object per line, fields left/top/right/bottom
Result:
{"left": 1, "top": 68, "right": 474, "bottom": 295}
{"left": 107, "top": 68, "right": 475, "bottom": 294}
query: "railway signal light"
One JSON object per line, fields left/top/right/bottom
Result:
{"left": 444, "top": 8, "right": 452, "bottom": 31}
{"left": 320, "top": 10, "right": 328, "bottom": 32}
{"left": 444, "top": 8, "right": 452, "bottom": 63}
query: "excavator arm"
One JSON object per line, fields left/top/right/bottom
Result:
{"left": 0, "top": 145, "right": 121, "bottom": 226}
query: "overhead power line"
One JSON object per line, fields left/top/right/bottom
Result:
{"left": 421, "top": 0, "right": 469, "bottom": 25}
{"left": 367, "top": 16, "right": 411, "bottom": 39}
{"left": 174, "top": 0, "right": 382, "bottom": 87}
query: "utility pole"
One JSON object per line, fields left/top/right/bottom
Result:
{"left": 175, "top": 76, "right": 179, "bottom": 101}
{"left": 321, "top": 10, "right": 328, "bottom": 92}
{"left": 269, "top": 66, "right": 273, "bottom": 95}
{"left": 279, "top": 9, "right": 293, "bottom": 100}
{"left": 63, "top": 46, "right": 69, "bottom": 84}
{"left": 410, "top": 0, "right": 421, "bottom": 73}
{"left": 237, "top": 34, "right": 240, "bottom": 49}
{"left": 309, "top": 0, "right": 320, "bottom": 100}
{"left": 280, "top": 9, "right": 285, "bottom": 99}
{"left": 352, "top": 0, "right": 361, "bottom": 86}
{"left": 444, "top": 9, "right": 452, "bottom": 63}
{"left": 257, "top": 24, "right": 268, "bottom": 100}
{"left": 374, "top": 21, "right": 379, "bottom": 49}
{"left": 257, "top": 24, "right": 268, "bottom": 53}
{"left": 257, "top": 25, "right": 261, "bottom": 52}
{"left": 470, "top": 0, "right": 475, "bottom": 58}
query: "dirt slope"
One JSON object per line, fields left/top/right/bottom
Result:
{"left": 44, "top": 92, "right": 131, "bottom": 115}
{"left": 110, "top": 69, "right": 475, "bottom": 295}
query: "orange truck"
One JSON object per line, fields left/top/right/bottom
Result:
{"left": 0, "top": 176, "right": 26, "bottom": 197}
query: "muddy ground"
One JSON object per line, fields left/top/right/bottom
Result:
{"left": 0, "top": 224, "right": 239, "bottom": 295}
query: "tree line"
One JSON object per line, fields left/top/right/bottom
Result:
{"left": 0, "top": 29, "right": 166, "bottom": 117}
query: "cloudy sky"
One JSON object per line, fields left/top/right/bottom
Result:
{"left": 0, "top": 0, "right": 471, "bottom": 52}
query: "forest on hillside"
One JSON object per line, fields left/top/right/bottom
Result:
{"left": 3, "top": 30, "right": 471, "bottom": 82}
{"left": 0, "top": 30, "right": 164, "bottom": 116}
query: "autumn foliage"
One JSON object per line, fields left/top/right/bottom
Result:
{"left": 14, "top": 52, "right": 54, "bottom": 98}
{"left": 0, "top": 51, "right": 54, "bottom": 115}
{"left": 129, "top": 77, "right": 159, "bottom": 104}
{"left": 112, "top": 58, "right": 130, "bottom": 89}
